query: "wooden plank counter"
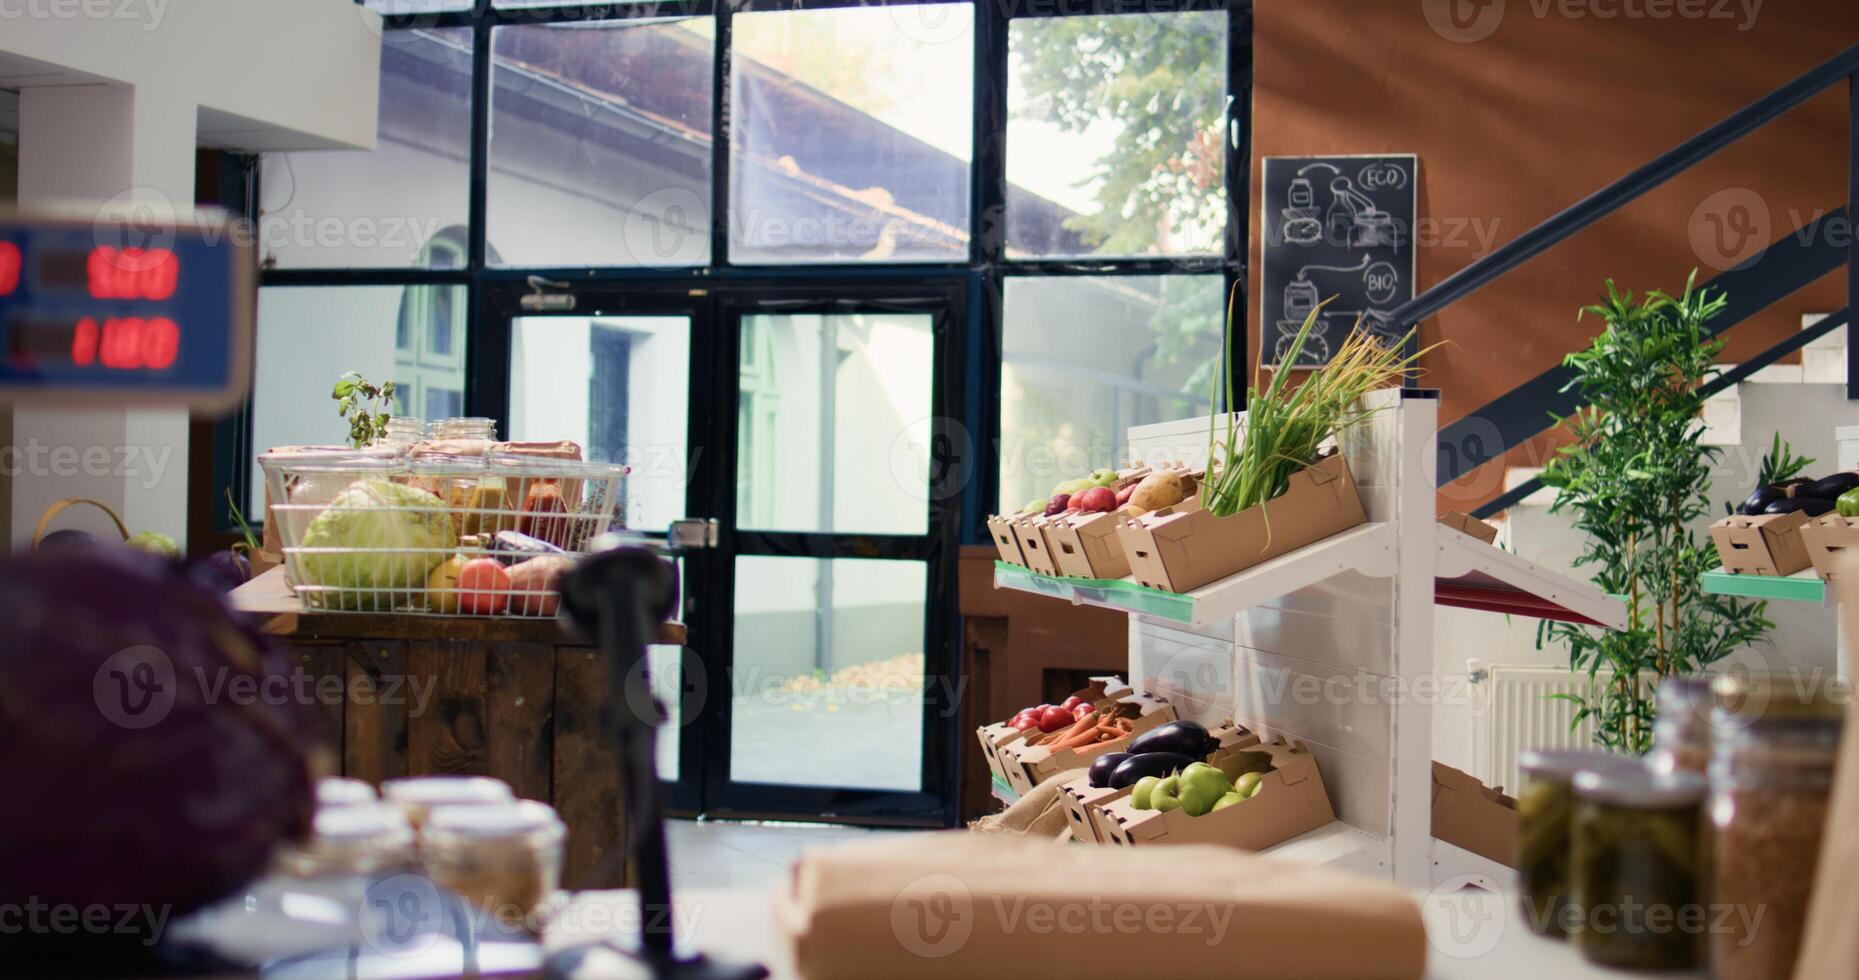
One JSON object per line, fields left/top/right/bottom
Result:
{"left": 231, "top": 567, "right": 683, "bottom": 889}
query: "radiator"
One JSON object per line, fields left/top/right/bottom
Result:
{"left": 1470, "top": 664, "right": 1602, "bottom": 795}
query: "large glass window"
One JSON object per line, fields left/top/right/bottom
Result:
{"left": 998, "top": 275, "right": 1224, "bottom": 513}
{"left": 729, "top": 5, "right": 974, "bottom": 264}
{"left": 259, "top": 30, "right": 473, "bottom": 269}
{"left": 489, "top": 19, "right": 715, "bottom": 268}
{"left": 1006, "top": 12, "right": 1227, "bottom": 258}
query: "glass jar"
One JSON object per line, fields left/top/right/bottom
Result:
{"left": 381, "top": 416, "right": 427, "bottom": 449}
{"left": 435, "top": 417, "right": 497, "bottom": 442}
{"left": 1707, "top": 678, "right": 1844, "bottom": 980}
{"left": 1649, "top": 675, "right": 1718, "bottom": 776}
{"left": 410, "top": 454, "right": 487, "bottom": 540}
{"left": 316, "top": 777, "right": 377, "bottom": 809}
{"left": 381, "top": 776, "right": 514, "bottom": 832}
{"left": 421, "top": 801, "right": 566, "bottom": 932}
{"left": 1571, "top": 767, "right": 1706, "bottom": 970}
{"left": 1516, "top": 750, "right": 1645, "bottom": 937}
{"left": 276, "top": 803, "right": 415, "bottom": 878}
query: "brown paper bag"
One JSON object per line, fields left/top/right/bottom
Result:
{"left": 1792, "top": 566, "right": 1859, "bottom": 978}
{"left": 774, "top": 832, "right": 1425, "bottom": 980}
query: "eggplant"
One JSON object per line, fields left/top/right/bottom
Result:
{"left": 1764, "top": 496, "right": 1837, "bottom": 517}
{"left": 1107, "top": 751, "right": 1198, "bottom": 789}
{"left": 1087, "top": 752, "right": 1132, "bottom": 788}
{"left": 1803, "top": 472, "right": 1859, "bottom": 502}
{"left": 1125, "top": 720, "right": 1217, "bottom": 760}
{"left": 490, "top": 529, "right": 565, "bottom": 564}
{"left": 1743, "top": 479, "right": 1815, "bottom": 515}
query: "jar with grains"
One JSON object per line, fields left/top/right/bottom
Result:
{"left": 1648, "top": 675, "right": 1718, "bottom": 776}
{"left": 409, "top": 454, "right": 487, "bottom": 538}
{"left": 1707, "top": 675, "right": 1844, "bottom": 980}
{"left": 381, "top": 776, "right": 514, "bottom": 832}
{"left": 275, "top": 804, "right": 415, "bottom": 878}
{"left": 1516, "top": 750, "right": 1645, "bottom": 937}
{"left": 1571, "top": 767, "right": 1706, "bottom": 970}
{"left": 421, "top": 801, "right": 566, "bottom": 932}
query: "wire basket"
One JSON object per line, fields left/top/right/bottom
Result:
{"left": 262, "top": 453, "right": 627, "bottom": 616}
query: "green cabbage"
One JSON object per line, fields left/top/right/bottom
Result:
{"left": 297, "top": 479, "right": 456, "bottom": 610}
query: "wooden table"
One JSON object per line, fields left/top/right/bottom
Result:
{"left": 231, "top": 567, "right": 685, "bottom": 889}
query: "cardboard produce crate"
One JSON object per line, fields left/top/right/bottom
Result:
{"left": 1712, "top": 511, "right": 1812, "bottom": 576}
{"left": 1058, "top": 720, "right": 1260, "bottom": 843}
{"left": 1046, "top": 512, "right": 1131, "bottom": 579}
{"left": 1801, "top": 514, "right": 1859, "bottom": 581}
{"left": 1438, "top": 510, "right": 1498, "bottom": 545}
{"left": 1115, "top": 452, "right": 1367, "bottom": 594}
{"left": 976, "top": 676, "right": 1131, "bottom": 788}
{"left": 1095, "top": 738, "right": 1336, "bottom": 850}
{"left": 1010, "top": 515, "right": 1064, "bottom": 576}
{"left": 1430, "top": 762, "right": 1519, "bottom": 868}
{"left": 986, "top": 513, "right": 1028, "bottom": 566}
{"left": 998, "top": 691, "right": 1176, "bottom": 796}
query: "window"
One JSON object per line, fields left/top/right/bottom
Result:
{"left": 729, "top": 5, "right": 975, "bottom": 263}
{"left": 1007, "top": 12, "right": 1227, "bottom": 257}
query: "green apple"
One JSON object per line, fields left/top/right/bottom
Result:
{"left": 1178, "top": 765, "right": 1235, "bottom": 817}
{"left": 1088, "top": 468, "right": 1119, "bottom": 488}
{"left": 1131, "top": 775, "right": 1161, "bottom": 810}
{"left": 1150, "top": 775, "right": 1183, "bottom": 813}
{"left": 1021, "top": 499, "right": 1047, "bottom": 515}
{"left": 1211, "top": 791, "right": 1246, "bottom": 812}
{"left": 1234, "top": 771, "right": 1265, "bottom": 799}
{"left": 1052, "top": 478, "right": 1092, "bottom": 496}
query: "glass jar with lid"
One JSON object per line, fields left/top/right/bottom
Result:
{"left": 1571, "top": 767, "right": 1706, "bottom": 970}
{"left": 381, "top": 776, "right": 514, "bottom": 832}
{"left": 316, "top": 777, "right": 378, "bottom": 809}
{"left": 1648, "top": 675, "right": 1718, "bottom": 776}
{"left": 381, "top": 416, "right": 427, "bottom": 449}
{"left": 275, "top": 803, "right": 415, "bottom": 878}
{"left": 1516, "top": 750, "right": 1646, "bottom": 937}
{"left": 1707, "top": 675, "right": 1845, "bottom": 980}
{"left": 434, "top": 417, "right": 497, "bottom": 442}
{"left": 420, "top": 800, "right": 566, "bottom": 932}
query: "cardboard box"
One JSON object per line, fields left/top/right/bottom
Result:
{"left": 1010, "top": 516, "right": 1064, "bottom": 576}
{"left": 1046, "top": 512, "right": 1131, "bottom": 580}
{"left": 1439, "top": 510, "right": 1498, "bottom": 545}
{"left": 1430, "top": 762, "right": 1519, "bottom": 868}
{"left": 1058, "top": 720, "right": 1260, "bottom": 843}
{"left": 1711, "top": 511, "right": 1812, "bottom": 576}
{"left": 976, "top": 677, "right": 1131, "bottom": 788}
{"left": 986, "top": 514, "right": 1028, "bottom": 566}
{"left": 1096, "top": 738, "right": 1336, "bottom": 850}
{"left": 999, "top": 691, "right": 1177, "bottom": 796}
{"left": 1802, "top": 514, "right": 1859, "bottom": 581}
{"left": 1115, "top": 453, "right": 1367, "bottom": 594}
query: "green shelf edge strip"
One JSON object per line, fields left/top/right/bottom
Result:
{"left": 990, "top": 775, "right": 1019, "bottom": 803}
{"left": 1699, "top": 568, "right": 1826, "bottom": 603}
{"left": 993, "top": 561, "right": 1196, "bottom": 623}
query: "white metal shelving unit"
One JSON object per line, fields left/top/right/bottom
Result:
{"left": 995, "top": 389, "right": 1627, "bottom": 890}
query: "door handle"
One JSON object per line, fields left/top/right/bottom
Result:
{"left": 667, "top": 518, "right": 718, "bottom": 550}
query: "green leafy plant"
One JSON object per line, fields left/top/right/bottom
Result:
{"left": 332, "top": 372, "right": 395, "bottom": 449}
{"left": 1538, "top": 272, "right": 1775, "bottom": 753}
{"left": 1200, "top": 292, "right": 1430, "bottom": 516}
{"left": 1723, "top": 433, "right": 1814, "bottom": 516}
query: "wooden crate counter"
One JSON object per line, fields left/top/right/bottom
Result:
{"left": 229, "top": 567, "right": 685, "bottom": 889}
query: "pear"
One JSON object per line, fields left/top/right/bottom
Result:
{"left": 1211, "top": 792, "right": 1246, "bottom": 812}
{"left": 1131, "top": 775, "right": 1161, "bottom": 810}
{"left": 1151, "top": 775, "right": 1183, "bottom": 813}
{"left": 1234, "top": 771, "right": 1265, "bottom": 799}
{"left": 1178, "top": 765, "right": 1235, "bottom": 817}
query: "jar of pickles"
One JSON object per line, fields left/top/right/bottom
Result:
{"left": 1707, "top": 676, "right": 1844, "bottom": 980}
{"left": 1571, "top": 767, "right": 1706, "bottom": 970}
{"left": 1516, "top": 750, "right": 1644, "bottom": 937}
{"left": 421, "top": 801, "right": 566, "bottom": 932}
{"left": 1648, "top": 675, "right": 1718, "bottom": 776}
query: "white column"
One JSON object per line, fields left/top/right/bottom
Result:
{"left": 10, "top": 84, "right": 196, "bottom": 548}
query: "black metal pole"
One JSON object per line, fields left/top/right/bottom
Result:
{"left": 1848, "top": 72, "right": 1858, "bottom": 400}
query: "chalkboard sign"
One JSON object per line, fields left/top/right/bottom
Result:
{"left": 1260, "top": 155, "right": 1417, "bottom": 368}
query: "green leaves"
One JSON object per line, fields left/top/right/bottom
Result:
{"left": 331, "top": 371, "right": 395, "bottom": 449}
{"left": 1537, "top": 271, "right": 1766, "bottom": 753}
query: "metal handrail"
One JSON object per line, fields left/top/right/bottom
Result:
{"left": 1390, "top": 42, "right": 1859, "bottom": 333}
{"left": 1470, "top": 308, "right": 1854, "bottom": 519}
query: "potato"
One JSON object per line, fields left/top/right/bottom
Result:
{"left": 507, "top": 555, "right": 575, "bottom": 616}
{"left": 1128, "top": 471, "right": 1187, "bottom": 512}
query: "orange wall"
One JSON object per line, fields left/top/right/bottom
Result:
{"left": 1249, "top": 0, "right": 1858, "bottom": 509}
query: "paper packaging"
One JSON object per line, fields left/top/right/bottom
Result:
{"left": 1058, "top": 720, "right": 1259, "bottom": 843}
{"left": 1009, "top": 515, "right": 1063, "bottom": 576}
{"left": 776, "top": 833, "right": 1428, "bottom": 980}
{"left": 976, "top": 676, "right": 1130, "bottom": 789}
{"left": 998, "top": 691, "right": 1176, "bottom": 797}
{"left": 1438, "top": 510, "right": 1499, "bottom": 545}
{"left": 1430, "top": 762, "right": 1519, "bottom": 868}
{"left": 1711, "top": 511, "right": 1812, "bottom": 576}
{"left": 1800, "top": 514, "right": 1859, "bottom": 581}
{"left": 1095, "top": 738, "right": 1336, "bottom": 850}
{"left": 985, "top": 514, "right": 1027, "bottom": 566}
{"left": 1116, "top": 453, "right": 1367, "bottom": 594}
{"left": 1045, "top": 511, "right": 1131, "bottom": 579}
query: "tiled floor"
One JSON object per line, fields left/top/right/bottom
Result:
{"left": 664, "top": 819, "right": 928, "bottom": 890}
